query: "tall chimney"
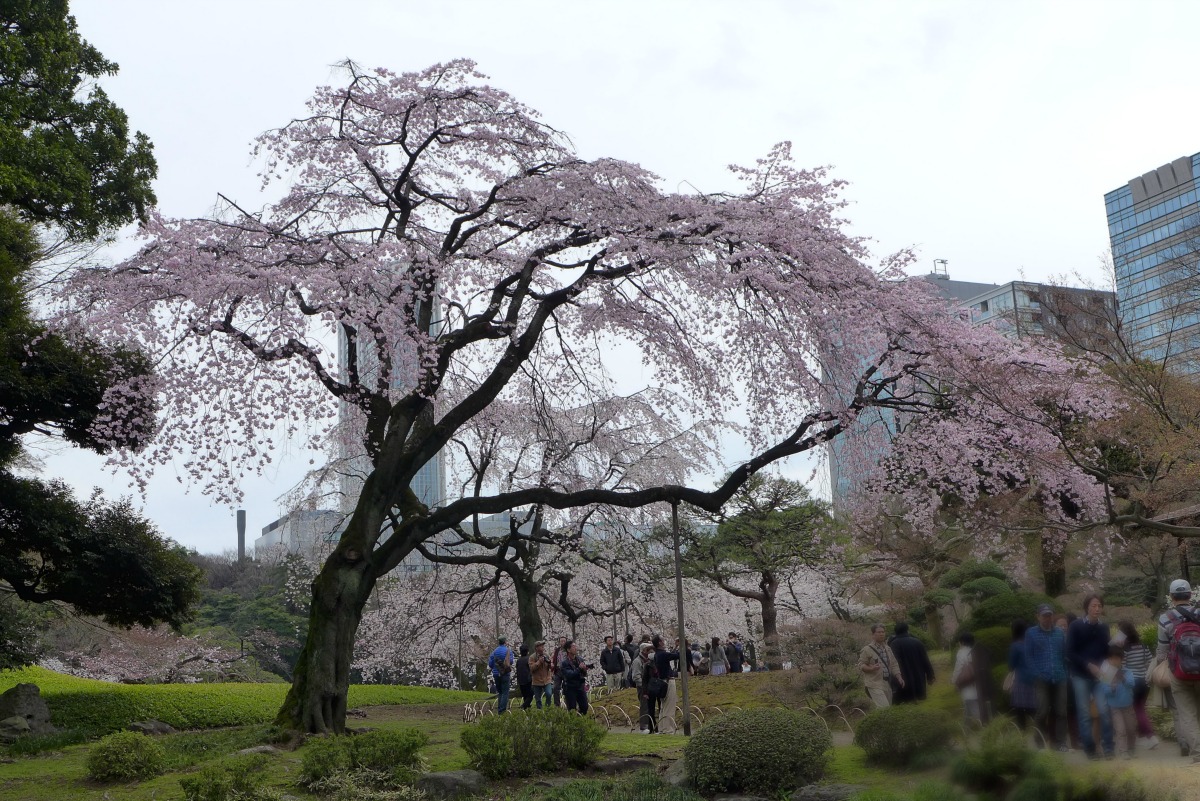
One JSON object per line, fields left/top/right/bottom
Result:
{"left": 237, "top": 509, "right": 246, "bottom": 562}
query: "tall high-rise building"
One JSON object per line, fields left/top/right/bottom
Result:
{"left": 1105, "top": 153, "right": 1200, "bottom": 366}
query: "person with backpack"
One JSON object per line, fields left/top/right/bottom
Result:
{"left": 1157, "top": 578, "right": 1200, "bottom": 761}
{"left": 1067, "top": 595, "right": 1114, "bottom": 759}
{"left": 644, "top": 636, "right": 673, "bottom": 732}
{"left": 632, "top": 641, "right": 655, "bottom": 732}
{"left": 488, "top": 635, "right": 514, "bottom": 713}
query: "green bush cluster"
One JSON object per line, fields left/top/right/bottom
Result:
{"left": 86, "top": 730, "right": 167, "bottom": 782}
{"left": 517, "top": 770, "right": 704, "bottom": 801}
{"left": 950, "top": 720, "right": 1032, "bottom": 794}
{"left": 683, "top": 707, "right": 831, "bottom": 795}
{"left": 460, "top": 706, "right": 605, "bottom": 779}
{"left": 853, "top": 704, "right": 956, "bottom": 767}
{"left": 300, "top": 728, "right": 429, "bottom": 787}
{"left": 965, "top": 592, "right": 1056, "bottom": 631}
{"left": 179, "top": 753, "right": 281, "bottom": 801}
{"left": 0, "top": 665, "right": 486, "bottom": 732}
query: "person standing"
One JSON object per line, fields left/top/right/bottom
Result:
{"left": 1067, "top": 595, "right": 1115, "bottom": 759}
{"left": 488, "top": 636, "right": 513, "bottom": 714}
{"left": 889, "top": 622, "right": 934, "bottom": 703}
{"left": 1157, "top": 578, "right": 1200, "bottom": 761}
{"left": 709, "top": 636, "right": 730, "bottom": 676}
{"left": 860, "top": 624, "right": 903, "bottom": 709}
{"left": 622, "top": 634, "right": 639, "bottom": 664}
{"left": 1025, "top": 604, "right": 1069, "bottom": 750}
{"left": 600, "top": 635, "right": 627, "bottom": 691}
{"left": 952, "top": 631, "right": 988, "bottom": 724}
{"left": 1116, "top": 620, "right": 1158, "bottom": 750}
{"left": 550, "top": 635, "right": 567, "bottom": 707}
{"left": 725, "top": 633, "right": 744, "bottom": 674}
{"left": 558, "top": 639, "right": 590, "bottom": 715}
{"left": 529, "top": 640, "right": 552, "bottom": 709}
{"left": 515, "top": 643, "right": 534, "bottom": 709}
{"left": 654, "top": 635, "right": 681, "bottom": 731}
{"left": 632, "top": 641, "right": 655, "bottom": 733}
{"left": 1006, "top": 621, "right": 1038, "bottom": 729}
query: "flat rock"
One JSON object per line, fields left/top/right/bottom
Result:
{"left": 591, "top": 757, "right": 655, "bottom": 774}
{"left": 0, "top": 684, "right": 53, "bottom": 736}
{"left": 791, "top": 785, "right": 866, "bottom": 801}
{"left": 415, "top": 769, "right": 487, "bottom": 799}
{"left": 661, "top": 758, "right": 688, "bottom": 788}
{"left": 0, "top": 716, "right": 31, "bottom": 743}
{"left": 128, "top": 719, "right": 176, "bottom": 736}
{"left": 533, "top": 777, "right": 577, "bottom": 788}
{"left": 236, "top": 744, "right": 282, "bottom": 755}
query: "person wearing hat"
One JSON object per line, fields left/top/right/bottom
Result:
{"left": 488, "top": 635, "right": 514, "bottom": 713}
{"left": 1025, "top": 603, "right": 1069, "bottom": 751}
{"left": 529, "top": 640, "right": 552, "bottom": 709}
{"left": 1157, "top": 579, "right": 1200, "bottom": 760}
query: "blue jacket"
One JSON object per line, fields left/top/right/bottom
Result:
{"left": 1100, "top": 667, "right": 1135, "bottom": 708}
{"left": 488, "top": 645, "right": 511, "bottom": 678}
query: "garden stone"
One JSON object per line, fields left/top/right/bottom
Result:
{"left": 128, "top": 719, "right": 176, "bottom": 735}
{"left": 236, "top": 744, "right": 282, "bottom": 755}
{"left": 0, "top": 716, "right": 31, "bottom": 742}
{"left": 592, "top": 757, "right": 655, "bottom": 774}
{"left": 661, "top": 758, "right": 689, "bottom": 787}
{"left": 0, "top": 684, "right": 54, "bottom": 736}
{"left": 533, "top": 777, "right": 577, "bottom": 788}
{"left": 415, "top": 769, "right": 486, "bottom": 799}
{"left": 791, "top": 785, "right": 866, "bottom": 801}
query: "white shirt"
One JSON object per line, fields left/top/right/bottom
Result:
{"left": 952, "top": 645, "right": 978, "bottom": 701}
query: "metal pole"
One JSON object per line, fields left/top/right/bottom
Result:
{"left": 672, "top": 502, "right": 691, "bottom": 736}
{"left": 623, "top": 578, "right": 629, "bottom": 637}
{"left": 610, "top": 562, "right": 618, "bottom": 641}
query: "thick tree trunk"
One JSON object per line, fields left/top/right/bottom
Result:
{"left": 760, "top": 574, "right": 782, "bottom": 670}
{"left": 513, "top": 574, "right": 544, "bottom": 645}
{"left": 275, "top": 551, "right": 376, "bottom": 733}
{"left": 1040, "top": 532, "right": 1066, "bottom": 597}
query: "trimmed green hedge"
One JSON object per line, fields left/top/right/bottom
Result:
{"left": 0, "top": 666, "right": 487, "bottom": 732}
{"left": 684, "top": 708, "right": 831, "bottom": 795}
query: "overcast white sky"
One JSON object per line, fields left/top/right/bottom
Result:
{"left": 39, "top": 0, "right": 1200, "bottom": 554}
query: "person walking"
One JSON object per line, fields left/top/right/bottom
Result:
{"left": 953, "top": 631, "right": 983, "bottom": 723}
{"left": 1100, "top": 644, "right": 1138, "bottom": 759}
{"left": 889, "top": 622, "right": 934, "bottom": 703}
{"left": 709, "top": 636, "right": 730, "bottom": 676}
{"left": 488, "top": 636, "right": 514, "bottom": 714}
{"left": 1067, "top": 595, "right": 1115, "bottom": 759}
{"left": 515, "top": 643, "right": 534, "bottom": 709}
{"left": 1116, "top": 620, "right": 1158, "bottom": 750}
{"left": 1157, "top": 578, "right": 1200, "bottom": 761}
{"left": 1025, "top": 604, "right": 1069, "bottom": 750}
{"left": 1007, "top": 621, "right": 1038, "bottom": 730}
{"left": 529, "top": 640, "right": 552, "bottom": 709}
{"left": 558, "top": 639, "right": 590, "bottom": 715}
{"left": 860, "top": 623, "right": 903, "bottom": 709}
{"left": 599, "top": 635, "right": 627, "bottom": 691}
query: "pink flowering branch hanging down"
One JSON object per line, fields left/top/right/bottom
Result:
{"left": 54, "top": 59, "right": 1098, "bottom": 733}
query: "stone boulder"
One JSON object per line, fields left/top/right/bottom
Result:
{"left": 128, "top": 719, "right": 176, "bottom": 736}
{"left": 591, "top": 756, "right": 655, "bottom": 774}
{"left": 0, "top": 684, "right": 53, "bottom": 738}
{"left": 415, "top": 769, "right": 487, "bottom": 799}
{"left": 661, "top": 758, "right": 689, "bottom": 788}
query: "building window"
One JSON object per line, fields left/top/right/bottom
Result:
{"left": 978, "top": 300, "right": 989, "bottom": 313}
{"left": 1026, "top": 292, "right": 1041, "bottom": 307}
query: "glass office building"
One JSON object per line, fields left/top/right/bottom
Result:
{"left": 1105, "top": 153, "right": 1200, "bottom": 366}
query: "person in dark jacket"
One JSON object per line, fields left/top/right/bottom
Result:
{"left": 724, "top": 633, "right": 744, "bottom": 674}
{"left": 890, "top": 622, "right": 935, "bottom": 703}
{"left": 515, "top": 643, "right": 534, "bottom": 709}
{"left": 558, "top": 639, "right": 590, "bottom": 715}
{"left": 1067, "top": 594, "right": 1114, "bottom": 758}
{"left": 600, "top": 635, "right": 627, "bottom": 691}
{"left": 1007, "top": 621, "right": 1037, "bottom": 729}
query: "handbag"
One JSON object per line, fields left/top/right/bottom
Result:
{"left": 1002, "top": 671, "right": 1015, "bottom": 693}
{"left": 1151, "top": 658, "right": 1173, "bottom": 689}
{"left": 954, "top": 657, "right": 976, "bottom": 689}
{"left": 647, "top": 676, "right": 668, "bottom": 699}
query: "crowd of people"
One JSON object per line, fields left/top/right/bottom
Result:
{"left": 862, "top": 579, "right": 1200, "bottom": 763}
{"left": 485, "top": 631, "right": 755, "bottom": 732}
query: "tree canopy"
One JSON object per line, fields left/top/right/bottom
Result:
{"left": 54, "top": 60, "right": 1111, "bottom": 731}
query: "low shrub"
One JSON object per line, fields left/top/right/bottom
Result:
{"left": 460, "top": 706, "right": 605, "bottom": 779}
{"left": 683, "top": 707, "right": 831, "bottom": 795}
{"left": 86, "top": 730, "right": 167, "bottom": 783}
{"left": 179, "top": 753, "right": 281, "bottom": 801}
{"left": 3, "top": 726, "right": 96, "bottom": 755}
{"left": 950, "top": 720, "right": 1032, "bottom": 794}
{"left": 301, "top": 728, "right": 429, "bottom": 788}
{"left": 515, "top": 770, "right": 705, "bottom": 801}
{"left": 853, "top": 704, "right": 956, "bottom": 767}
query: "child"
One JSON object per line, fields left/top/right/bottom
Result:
{"left": 1102, "top": 644, "right": 1137, "bottom": 759}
